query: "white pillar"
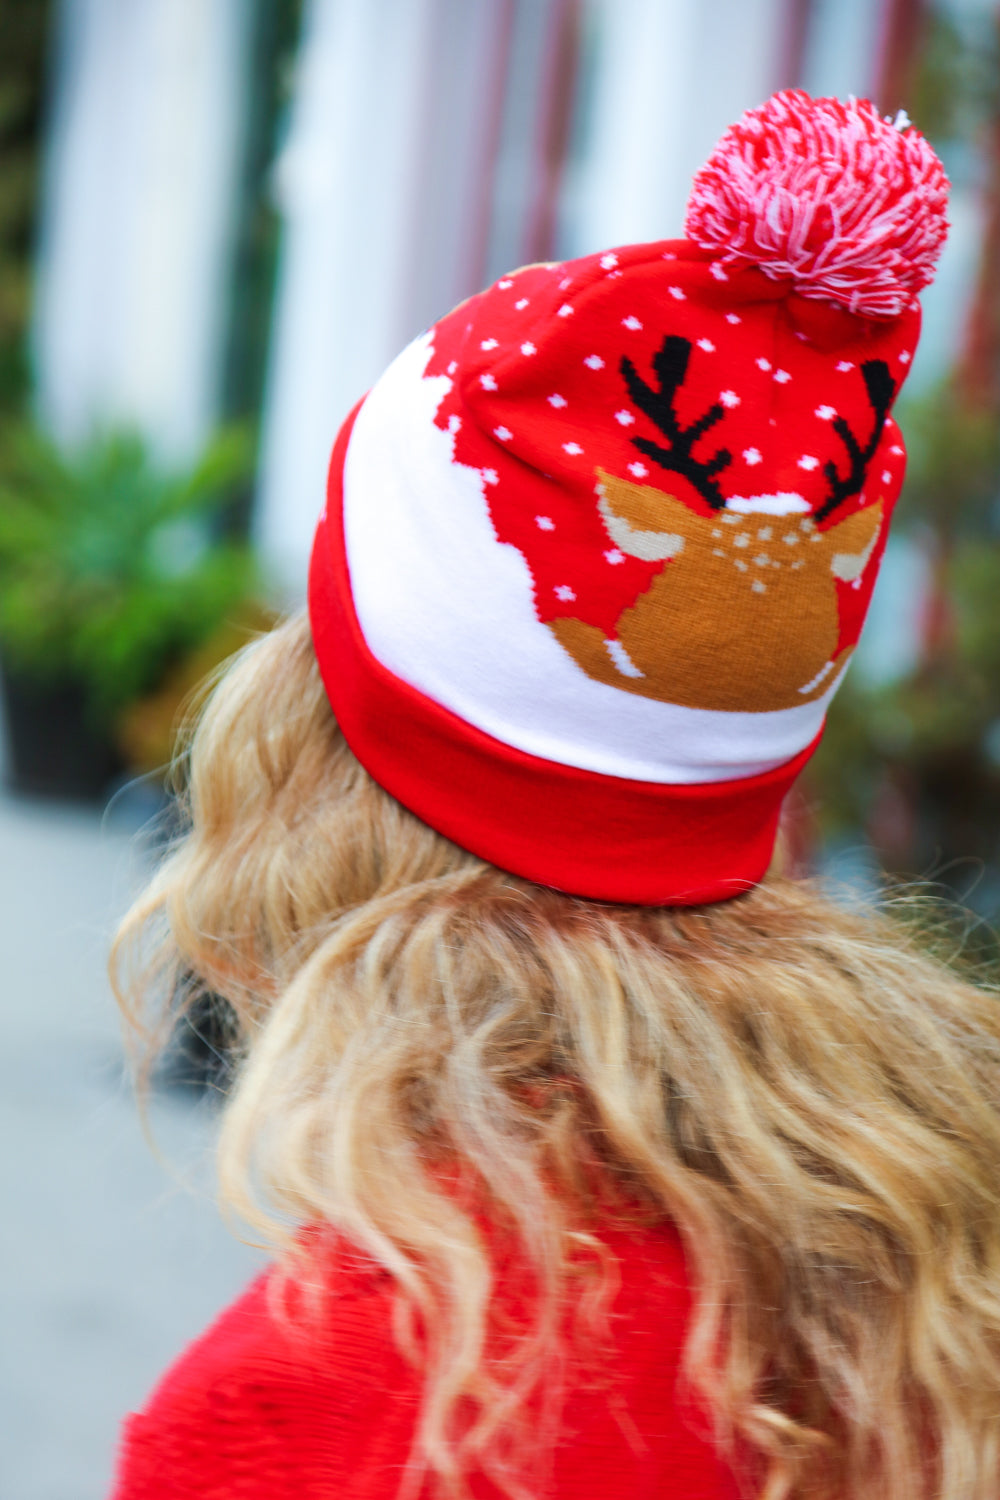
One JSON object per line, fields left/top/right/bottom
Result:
{"left": 562, "top": 0, "right": 787, "bottom": 256}
{"left": 33, "top": 0, "right": 251, "bottom": 465}
{"left": 256, "top": 0, "right": 513, "bottom": 592}
{"left": 798, "top": 0, "right": 885, "bottom": 100}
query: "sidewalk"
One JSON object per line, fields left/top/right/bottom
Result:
{"left": 0, "top": 791, "right": 264, "bottom": 1500}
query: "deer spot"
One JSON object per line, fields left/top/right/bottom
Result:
{"left": 548, "top": 470, "right": 884, "bottom": 713}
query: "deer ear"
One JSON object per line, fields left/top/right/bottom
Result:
{"left": 598, "top": 496, "right": 686, "bottom": 561}
{"left": 828, "top": 499, "right": 884, "bottom": 581}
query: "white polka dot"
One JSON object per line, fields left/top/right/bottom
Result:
{"left": 557, "top": 303, "right": 574, "bottom": 317}
{"left": 751, "top": 579, "right": 767, "bottom": 593}
{"left": 515, "top": 297, "right": 530, "bottom": 309}
{"left": 836, "top": 360, "right": 854, "bottom": 372}
{"left": 480, "top": 373, "right": 497, "bottom": 391}
{"left": 448, "top": 414, "right": 461, "bottom": 433}
{"left": 668, "top": 286, "right": 686, "bottom": 300}
{"left": 481, "top": 338, "right": 498, "bottom": 351}
{"left": 756, "top": 357, "right": 772, "bottom": 372}
{"left": 521, "top": 341, "right": 537, "bottom": 356}
{"left": 798, "top": 455, "right": 819, "bottom": 471}
{"left": 497, "top": 279, "right": 513, "bottom": 290}
{"left": 815, "top": 405, "right": 836, "bottom": 420}
{"left": 719, "top": 390, "right": 740, "bottom": 408}
{"left": 743, "top": 447, "right": 762, "bottom": 465}
{"left": 559, "top": 276, "right": 573, "bottom": 290}
{"left": 622, "top": 315, "right": 643, "bottom": 330}
{"left": 662, "top": 251, "right": 677, "bottom": 260}
{"left": 890, "top": 444, "right": 904, "bottom": 455}
{"left": 494, "top": 426, "right": 513, "bottom": 441}
{"left": 584, "top": 355, "right": 605, "bottom": 370}
{"left": 548, "top": 393, "right": 567, "bottom": 408}
{"left": 447, "top": 360, "right": 458, "bottom": 374}
{"left": 899, "top": 350, "right": 911, "bottom": 364}
{"left": 605, "top": 548, "right": 626, "bottom": 565}
{"left": 627, "top": 461, "right": 648, "bottom": 478}
{"left": 697, "top": 338, "right": 715, "bottom": 352}
{"left": 554, "top": 585, "right": 576, "bottom": 602}
{"left": 614, "top": 409, "right": 635, "bottom": 426}
{"left": 773, "top": 369, "right": 791, "bottom": 383}
{"left": 600, "top": 253, "right": 618, "bottom": 269}
{"left": 725, "top": 313, "right": 742, "bottom": 325}
{"left": 563, "top": 441, "right": 583, "bottom": 455}
{"left": 608, "top": 270, "right": 623, "bottom": 278}
{"left": 882, "top": 470, "right": 892, "bottom": 482}
{"left": 710, "top": 263, "right": 729, "bottom": 281}
{"left": 482, "top": 468, "right": 499, "bottom": 485}
{"left": 535, "top": 515, "right": 555, "bottom": 531}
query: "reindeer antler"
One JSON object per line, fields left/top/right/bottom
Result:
{"left": 621, "top": 335, "right": 732, "bottom": 510}
{"left": 814, "top": 359, "right": 896, "bottom": 523}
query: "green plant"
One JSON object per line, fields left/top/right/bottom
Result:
{"left": 0, "top": 422, "right": 258, "bottom": 730}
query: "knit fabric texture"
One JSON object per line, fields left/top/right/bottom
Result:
{"left": 308, "top": 91, "right": 949, "bottom": 904}
{"left": 110, "top": 1225, "right": 741, "bottom": 1499}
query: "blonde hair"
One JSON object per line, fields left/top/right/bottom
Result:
{"left": 114, "top": 613, "right": 1000, "bottom": 1500}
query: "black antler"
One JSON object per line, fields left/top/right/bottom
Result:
{"left": 620, "top": 335, "right": 731, "bottom": 510}
{"left": 814, "top": 360, "right": 897, "bottom": 524}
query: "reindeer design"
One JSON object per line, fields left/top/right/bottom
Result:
{"left": 549, "top": 336, "right": 895, "bottom": 713}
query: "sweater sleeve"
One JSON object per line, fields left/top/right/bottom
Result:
{"left": 109, "top": 1228, "right": 741, "bottom": 1500}
{"left": 109, "top": 1262, "right": 423, "bottom": 1500}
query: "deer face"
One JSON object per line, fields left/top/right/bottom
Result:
{"left": 547, "top": 332, "right": 895, "bottom": 714}
{"left": 549, "top": 473, "right": 883, "bottom": 712}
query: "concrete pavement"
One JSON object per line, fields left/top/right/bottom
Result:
{"left": 0, "top": 790, "right": 265, "bottom": 1500}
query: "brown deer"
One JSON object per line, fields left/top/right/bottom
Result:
{"left": 549, "top": 336, "right": 895, "bottom": 714}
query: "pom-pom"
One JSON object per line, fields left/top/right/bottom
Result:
{"left": 685, "top": 90, "right": 949, "bottom": 317}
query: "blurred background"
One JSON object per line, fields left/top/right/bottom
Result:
{"left": 1, "top": 1, "right": 999, "bottom": 1496}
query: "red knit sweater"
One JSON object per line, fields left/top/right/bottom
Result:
{"left": 111, "top": 1223, "right": 741, "bottom": 1499}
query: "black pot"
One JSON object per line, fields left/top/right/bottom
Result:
{"left": 0, "top": 663, "right": 122, "bottom": 802}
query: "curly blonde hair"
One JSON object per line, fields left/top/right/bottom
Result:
{"left": 113, "top": 613, "right": 1000, "bottom": 1500}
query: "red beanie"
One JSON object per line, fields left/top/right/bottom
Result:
{"left": 309, "top": 91, "right": 949, "bottom": 905}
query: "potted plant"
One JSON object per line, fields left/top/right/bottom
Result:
{"left": 0, "top": 422, "right": 258, "bottom": 800}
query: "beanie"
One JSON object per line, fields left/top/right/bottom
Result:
{"left": 308, "top": 90, "right": 949, "bottom": 905}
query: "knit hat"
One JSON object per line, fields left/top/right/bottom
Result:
{"left": 309, "top": 91, "right": 949, "bottom": 905}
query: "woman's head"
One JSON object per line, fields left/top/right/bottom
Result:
{"left": 115, "top": 612, "right": 1000, "bottom": 1500}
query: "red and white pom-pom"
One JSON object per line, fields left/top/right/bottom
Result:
{"left": 685, "top": 90, "right": 949, "bottom": 317}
